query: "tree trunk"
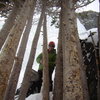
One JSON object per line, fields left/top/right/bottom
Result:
{"left": 75, "top": 18, "right": 90, "bottom": 100}
{"left": 18, "top": 5, "right": 46, "bottom": 100}
{"left": 97, "top": 1, "right": 100, "bottom": 100}
{"left": 53, "top": 12, "right": 63, "bottom": 100}
{"left": 3, "top": 2, "right": 36, "bottom": 100}
{"left": 0, "top": 5, "right": 20, "bottom": 50}
{"left": 0, "top": 0, "right": 32, "bottom": 99}
{"left": 61, "top": 0, "right": 84, "bottom": 100}
{"left": 42, "top": 14, "right": 49, "bottom": 100}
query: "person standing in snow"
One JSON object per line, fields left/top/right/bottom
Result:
{"left": 36, "top": 41, "right": 56, "bottom": 92}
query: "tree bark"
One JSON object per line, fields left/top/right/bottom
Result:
{"left": 75, "top": 17, "right": 90, "bottom": 100}
{"left": 53, "top": 11, "right": 63, "bottom": 100}
{"left": 0, "top": 5, "right": 20, "bottom": 50}
{"left": 75, "top": 22, "right": 90, "bottom": 100}
{"left": 3, "top": 2, "right": 36, "bottom": 100}
{"left": 0, "top": 0, "right": 32, "bottom": 99}
{"left": 42, "top": 14, "right": 49, "bottom": 100}
{"left": 97, "top": 1, "right": 100, "bottom": 100}
{"left": 18, "top": 5, "right": 46, "bottom": 100}
{"left": 61, "top": 0, "right": 84, "bottom": 100}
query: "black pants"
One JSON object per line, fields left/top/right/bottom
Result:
{"left": 37, "top": 68, "right": 54, "bottom": 92}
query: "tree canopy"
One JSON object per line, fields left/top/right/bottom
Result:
{"left": 0, "top": 0, "right": 95, "bottom": 18}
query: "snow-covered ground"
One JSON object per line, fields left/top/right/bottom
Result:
{"left": 15, "top": 92, "right": 53, "bottom": 100}
{"left": 0, "top": 17, "right": 5, "bottom": 29}
{"left": 26, "top": 92, "right": 53, "bottom": 100}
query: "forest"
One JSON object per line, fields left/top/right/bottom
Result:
{"left": 0, "top": 0, "right": 99, "bottom": 100}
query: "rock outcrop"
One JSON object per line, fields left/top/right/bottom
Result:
{"left": 77, "top": 11, "right": 98, "bottom": 30}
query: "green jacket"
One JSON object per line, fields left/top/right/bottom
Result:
{"left": 36, "top": 49, "right": 56, "bottom": 70}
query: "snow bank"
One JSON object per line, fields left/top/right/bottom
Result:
{"left": 26, "top": 92, "right": 53, "bottom": 100}
{"left": 0, "top": 17, "right": 5, "bottom": 29}
{"left": 77, "top": 18, "right": 89, "bottom": 39}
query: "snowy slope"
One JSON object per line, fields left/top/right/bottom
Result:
{"left": 0, "top": 18, "right": 5, "bottom": 29}
{"left": 26, "top": 92, "right": 53, "bottom": 100}
{"left": 77, "top": 18, "right": 89, "bottom": 39}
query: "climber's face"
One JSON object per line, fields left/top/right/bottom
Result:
{"left": 49, "top": 45, "right": 54, "bottom": 51}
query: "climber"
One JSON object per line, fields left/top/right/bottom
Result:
{"left": 36, "top": 41, "right": 56, "bottom": 92}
